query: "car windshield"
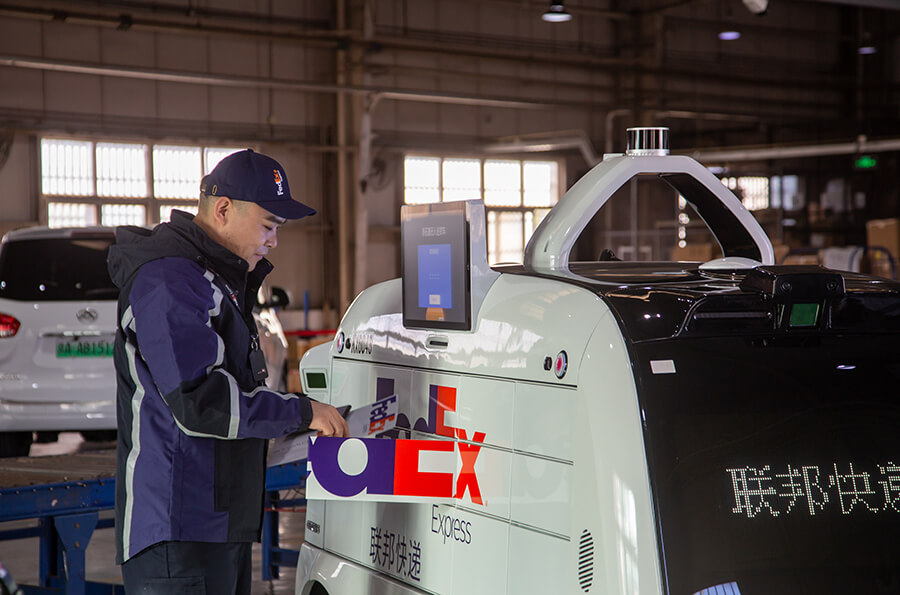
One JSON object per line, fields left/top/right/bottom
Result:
{"left": 0, "top": 236, "right": 118, "bottom": 301}
{"left": 633, "top": 332, "right": 900, "bottom": 595}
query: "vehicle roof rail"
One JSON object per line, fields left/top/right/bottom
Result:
{"left": 524, "top": 127, "right": 774, "bottom": 274}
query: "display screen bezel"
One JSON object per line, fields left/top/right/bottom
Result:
{"left": 401, "top": 202, "right": 471, "bottom": 331}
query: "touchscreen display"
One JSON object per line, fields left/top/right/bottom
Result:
{"left": 402, "top": 203, "right": 470, "bottom": 330}
{"left": 417, "top": 244, "right": 452, "bottom": 309}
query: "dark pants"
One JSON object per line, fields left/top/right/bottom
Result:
{"left": 121, "top": 541, "right": 252, "bottom": 595}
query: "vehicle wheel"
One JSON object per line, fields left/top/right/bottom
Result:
{"left": 81, "top": 430, "right": 117, "bottom": 442}
{"left": 0, "top": 431, "right": 33, "bottom": 458}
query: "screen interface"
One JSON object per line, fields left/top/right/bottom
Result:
{"left": 633, "top": 333, "right": 900, "bottom": 595}
{"left": 402, "top": 203, "right": 469, "bottom": 330}
{"left": 417, "top": 243, "right": 452, "bottom": 309}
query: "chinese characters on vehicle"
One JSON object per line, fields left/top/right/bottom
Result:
{"left": 370, "top": 526, "right": 422, "bottom": 581}
{"left": 727, "top": 462, "right": 900, "bottom": 518}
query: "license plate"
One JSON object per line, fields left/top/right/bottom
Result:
{"left": 56, "top": 340, "right": 114, "bottom": 358}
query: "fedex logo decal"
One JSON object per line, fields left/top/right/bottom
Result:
{"left": 273, "top": 169, "right": 284, "bottom": 195}
{"left": 429, "top": 385, "right": 486, "bottom": 505}
{"left": 367, "top": 396, "right": 396, "bottom": 434}
{"left": 307, "top": 384, "right": 487, "bottom": 505}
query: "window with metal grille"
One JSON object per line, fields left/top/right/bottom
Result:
{"left": 41, "top": 139, "right": 94, "bottom": 197}
{"left": 96, "top": 142, "right": 148, "bottom": 198}
{"left": 47, "top": 202, "right": 97, "bottom": 227}
{"left": 403, "top": 155, "right": 561, "bottom": 265}
{"left": 153, "top": 145, "right": 202, "bottom": 199}
{"left": 721, "top": 176, "right": 770, "bottom": 211}
{"left": 159, "top": 204, "right": 199, "bottom": 223}
{"left": 40, "top": 137, "right": 244, "bottom": 228}
{"left": 101, "top": 204, "right": 146, "bottom": 227}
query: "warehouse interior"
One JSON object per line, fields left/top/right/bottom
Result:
{"left": 1, "top": 0, "right": 899, "bottom": 316}
{"left": 1, "top": 0, "right": 900, "bottom": 591}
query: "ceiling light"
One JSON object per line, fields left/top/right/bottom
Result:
{"left": 858, "top": 46, "right": 877, "bottom": 55}
{"left": 542, "top": 0, "right": 572, "bottom": 23}
{"left": 741, "top": 0, "right": 768, "bottom": 15}
{"left": 718, "top": 31, "right": 741, "bottom": 41}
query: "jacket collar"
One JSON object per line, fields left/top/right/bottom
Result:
{"left": 168, "top": 210, "right": 273, "bottom": 293}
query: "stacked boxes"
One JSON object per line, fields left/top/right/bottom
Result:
{"left": 669, "top": 243, "right": 717, "bottom": 262}
{"left": 865, "top": 218, "right": 900, "bottom": 279}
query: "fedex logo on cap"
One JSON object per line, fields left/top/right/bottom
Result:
{"left": 273, "top": 169, "right": 284, "bottom": 195}
{"left": 307, "top": 385, "right": 486, "bottom": 505}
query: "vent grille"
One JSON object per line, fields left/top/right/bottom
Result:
{"left": 683, "top": 294, "right": 776, "bottom": 336}
{"left": 578, "top": 529, "right": 594, "bottom": 592}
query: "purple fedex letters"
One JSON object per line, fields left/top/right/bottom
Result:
{"left": 306, "top": 384, "right": 486, "bottom": 505}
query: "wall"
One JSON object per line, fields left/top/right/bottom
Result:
{"left": 1, "top": 0, "right": 898, "bottom": 315}
{"left": 0, "top": 3, "right": 337, "bottom": 313}
{"left": 0, "top": 133, "right": 38, "bottom": 224}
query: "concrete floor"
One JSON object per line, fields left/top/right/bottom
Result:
{"left": 0, "top": 432, "right": 304, "bottom": 594}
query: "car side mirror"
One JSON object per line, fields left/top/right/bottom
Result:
{"left": 263, "top": 286, "right": 290, "bottom": 309}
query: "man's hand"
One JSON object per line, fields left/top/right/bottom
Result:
{"left": 309, "top": 400, "right": 350, "bottom": 437}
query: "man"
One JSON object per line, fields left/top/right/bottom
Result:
{"left": 107, "top": 149, "right": 348, "bottom": 594}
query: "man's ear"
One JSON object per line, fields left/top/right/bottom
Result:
{"left": 212, "top": 196, "right": 234, "bottom": 226}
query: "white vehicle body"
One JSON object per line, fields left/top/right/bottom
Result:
{"left": 297, "top": 130, "right": 900, "bottom": 595}
{"left": 0, "top": 227, "right": 119, "bottom": 454}
{"left": 0, "top": 296, "right": 118, "bottom": 431}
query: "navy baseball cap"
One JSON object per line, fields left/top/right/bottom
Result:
{"left": 200, "top": 149, "right": 316, "bottom": 220}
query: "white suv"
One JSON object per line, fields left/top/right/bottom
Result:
{"left": 0, "top": 226, "right": 290, "bottom": 457}
{"left": 0, "top": 227, "right": 119, "bottom": 457}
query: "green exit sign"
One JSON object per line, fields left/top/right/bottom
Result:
{"left": 854, "top": 155, "right": 878, "bottom": 169}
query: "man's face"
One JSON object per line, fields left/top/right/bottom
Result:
{"left": 219, "top": 200, "right": 286, "bottom": 271}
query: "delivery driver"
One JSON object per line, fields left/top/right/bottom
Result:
{"left": 107, "top": 149, "right": 348, "bottom": 593}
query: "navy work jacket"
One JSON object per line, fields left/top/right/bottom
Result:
{"left": 107, "top": 210, "right": 313, "bottom": 563}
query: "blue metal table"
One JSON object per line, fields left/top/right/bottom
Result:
{"left": 0, "top": 451, "right": 306, "bottom": 594}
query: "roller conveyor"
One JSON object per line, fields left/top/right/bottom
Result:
{"left": 0, "top": 450, "right": 307, "bottom": 594}
{"left": 0, "top": 452, "right": 116, "bottom": 525}
{"left": 0, "top": 451, "right": 116, "bottom": 488}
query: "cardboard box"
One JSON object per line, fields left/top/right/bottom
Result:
{"left": 866, "top": 218, "right": 900, "bottom": 261}
{"left": 287, "top": 338, "right": 309, "bottom": 361}
{"left": 669, "top": 243, "right": 714, "bottom": 262}
{"left": 308, "top": 335, "right": 334, "bottom": 350}
{"left": 286, "top": 334, "right": 335, "bottom": 362}
{"left": 772, "top": 243, "right": 791, "bottom": 265}
{"left": 782, "top": 253, "right": 820, "bottom": 266}
{"left": 284, "top": 333, "right": 336, "bottom": 393}
{"left": 862, "top": 250, "right": 897, "bottom": 279}
{"left": 286, "top": 368, "right": 302, "bottom": 393}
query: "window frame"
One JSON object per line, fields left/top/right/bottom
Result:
{"left": 721, "top": 175, "right": 771, "bottom": 211}
{"left": 39, "top": 135, "right": 249, "bottom": 227}
{"left": 402, "top": 153, "right": 565, "bottom": 265}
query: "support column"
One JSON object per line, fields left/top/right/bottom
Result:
{"left": 336, "top": 0, "right": 351, "bottom": 315}
{"left": 53, "top": 512, "right": 98, "bottom": 595}
{"left": 351, "top": 0, "right": 377, "bottom": 298}
{"left": 354, "top": 96, "right": 375, "bottom": 297}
